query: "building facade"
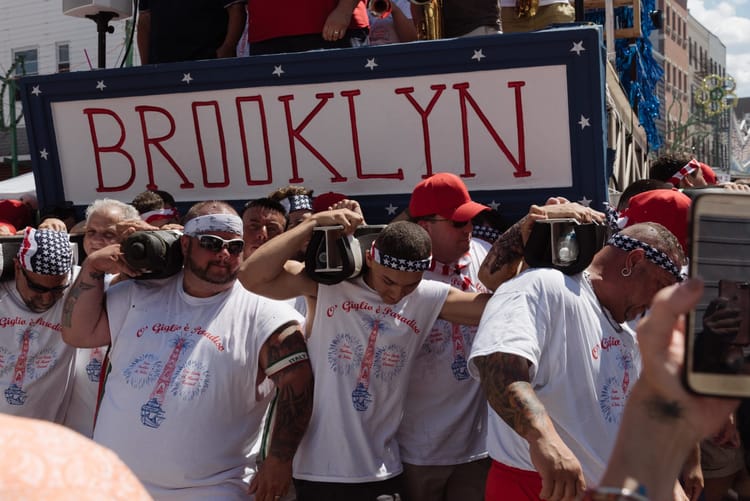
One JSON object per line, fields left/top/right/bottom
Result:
{"left": 1, "top": 0, "right": 134, "bottom": 157}
{"left": 650, "top": 0, "right": 691, "bottom": 154}
{"left": 688, "top": 14, "right": 729, "bottom": 170}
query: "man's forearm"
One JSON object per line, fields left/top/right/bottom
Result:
{"left": 478, "top": 219, "right": 526, "bottom": 291}
{"left": 218, "top": 3, "right": 246, "bottom": 57}
{"left": 475, "top": 352, "right": 551, "bottom": 439}
{"left": 61, "top": 264, "right": 108, "bottom": 347}
{"left": 239, "top": 218, "right": 317, "bottom": 291}
{"left": 264, "top": 326, "right": 314, "bottom": 462}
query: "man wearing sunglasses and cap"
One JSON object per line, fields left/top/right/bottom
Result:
{"left": 62, "top": 201, "right": 314, "bottom": 501}
{"left": 399, "top": 172, "right": 494, "bottom": 501}
{"left": 0, "top": 227, "right": 77, "bottom": 422}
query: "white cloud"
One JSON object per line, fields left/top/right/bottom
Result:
{"left": 689, "top": 0, "right": 750, "bottom": 96}
{"left": 728, "top": 53, "right": 750, "bottom": 95}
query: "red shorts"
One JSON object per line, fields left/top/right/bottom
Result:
{"left": 486, "top": 460, "right": 543, "bottom": 501}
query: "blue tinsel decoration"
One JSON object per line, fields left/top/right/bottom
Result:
{"left": 585, "top": 0, "right": 664, "bottom": 150}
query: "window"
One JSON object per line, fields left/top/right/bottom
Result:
{"left": 11, "top": 47, "right": 38, "bottom": 76}
{"left": 11, "top": 47, "right": 38, "bottom": 101}
{"left": 57, "top": 43, "right": 70, "bottom": 73}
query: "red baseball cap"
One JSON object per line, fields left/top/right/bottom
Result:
{"left": 409, "top": 173, "right": 489, "bottom": 221}
{"left": 313, "top": 192, "right": 348, "bottom": 213}
{"left": 620, "top": 189, "right": 691, "bottom": 251}
{"left": 699, "top": 162, "right": 718, "bottom": 185}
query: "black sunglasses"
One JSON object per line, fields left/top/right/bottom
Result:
{"left": 196, "top": 235, "right": 245, "bottom": 256}
{"left": 20, "top": 267, "right": 72, "bottom": 294}
{"left": 426, "top": 217, "right": 470, "bottom": 229}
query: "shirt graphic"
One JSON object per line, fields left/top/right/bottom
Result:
{"left": 122, "top": 335, "right": 211, "bottom": 428}
{"left": 3, "top": 327, "right": 57, "bottom": 406}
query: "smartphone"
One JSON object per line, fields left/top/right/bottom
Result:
{"left": 685, "top": 193, "right": 750, "bottom": 397}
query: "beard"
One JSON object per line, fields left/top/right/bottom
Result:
{"left": 184, "top": 242, "right": 238, "bottom": 285}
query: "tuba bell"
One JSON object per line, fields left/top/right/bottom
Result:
{"left": 367, "top": 0, "right": 393, "bottom": 18}
{"left": 410, "top": 0, "right": 443, "bottom": 40}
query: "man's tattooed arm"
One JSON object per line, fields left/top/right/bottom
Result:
{"left": 60, "top": 267, "right": 111, "bottom": 348}
{"left": 478, "top": 218, "right": 527, "bottom": 291}
{"left": 252, "top": 322, "right": 314, "bottom": 499}
{"left": 474, "top": 352, "right": 548, "bottom": 436}
{"left": 61, "top": 270, "right": 103, "bottom": 327}
{"left": 263, "top": 322, "right": 314, "bottom": 462}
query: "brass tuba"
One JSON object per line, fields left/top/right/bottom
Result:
{"left": 367, "top": 0, "right": 392, "bottom": 18}
{"left": 410, "top": 0, "right": 443, "bottom": 40}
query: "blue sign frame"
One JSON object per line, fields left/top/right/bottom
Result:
{"left": 21, "top": 25, "right": 607, "bottom": 223}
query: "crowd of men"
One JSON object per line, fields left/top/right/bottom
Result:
{"left": 0, "top": 157, "right": 748, "bottom": 500}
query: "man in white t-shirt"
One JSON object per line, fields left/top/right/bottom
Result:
{"left": 400, "top": 172, "right": 492, "bottom": 501}
{"left": 0, "top": 227, "right": 76, "bottom": 422}
{"left": 63, "top": 198, "right": 140, "bottom": 437}
{"left": 61, "top": 201, "right": 313, "bottom": 501}
{"left": 240, "top": 210, "right": 491, "bottom": 500}
{"left": 468, "top": 222, "right": 685, "bottom": 500}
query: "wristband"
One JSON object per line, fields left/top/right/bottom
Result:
{"left": 265, "top": 352, "right": 309, "bottom": 377}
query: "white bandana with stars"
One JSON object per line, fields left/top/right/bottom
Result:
{"left": 370, "top": 243, "right": 431, "bottom": 272}
{"left": 17, "top": 227, "right": 73, "bottom": 276}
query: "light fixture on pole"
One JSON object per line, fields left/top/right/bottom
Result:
{"left": 62, "top": 0, "right": 133, "bottom": 69}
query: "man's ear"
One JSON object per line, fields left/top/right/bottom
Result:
{"left": 180, "top": 235, "right": 190, "bottom": 255}
{"left": 626, "top": 248, "right": 647, "bottom": 269}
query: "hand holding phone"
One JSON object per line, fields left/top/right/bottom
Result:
{"left": 685, "top": 193, "right": 750, "bottom": 397}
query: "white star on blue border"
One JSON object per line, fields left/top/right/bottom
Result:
{"left": 570, "top": 41, "right": 586, "bottom": 55}
{"left": 471, "top": 49, "right": 485, "bottom": 62}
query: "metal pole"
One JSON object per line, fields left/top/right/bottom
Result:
{"left": 575, "top": 0, "right": 584, "bottom": 22}
{"left": 605, "top": 0, "right": 616, "bottom": 63}
{"left": 86, "top": 12, "right": 117, "bottom": 69}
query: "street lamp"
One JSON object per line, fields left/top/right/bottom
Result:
{"left": 62, "top": 0, "right": 133, "bottom": 69}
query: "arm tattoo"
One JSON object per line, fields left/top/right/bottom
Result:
{"left": 265, "top": 325, "right": 314, "bottom": 462}
{"left": 61, "top": 275, "right": 102, "bottom": 327}
{"left": 486, "top": 221, "right": 525, "bottom": 274}
{"left": 475, "top": 353, "right": 549, "bottom": 437}
{"left": 645, "top": 396, "right": 683, "bottom": 421}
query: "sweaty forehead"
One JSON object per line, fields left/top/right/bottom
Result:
{"left": 87, "top": 210, "right": 121, "bottom": 229}
{"left": 646, "top": 261, "right": 678, "bottom": 289}
{"left": 245, "top": 207, "right": 285, "bottom": 224}
{"left": 374, "top": 261, "right": 424, "bottom": 286}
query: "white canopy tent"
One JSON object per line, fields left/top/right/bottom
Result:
{"left": 0, "top": 172, "right": 36, "bottom": 202}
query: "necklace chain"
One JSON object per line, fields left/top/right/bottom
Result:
{"left": 583, "top": 271, "right": 624, "bottom": 334}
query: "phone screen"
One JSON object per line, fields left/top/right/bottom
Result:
{"left": 686, "top": 193, "right": 750, "bottom": 397}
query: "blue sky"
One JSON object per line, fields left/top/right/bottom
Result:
{"left": 688, "top": 0, "right": 750, "bottom": 97}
